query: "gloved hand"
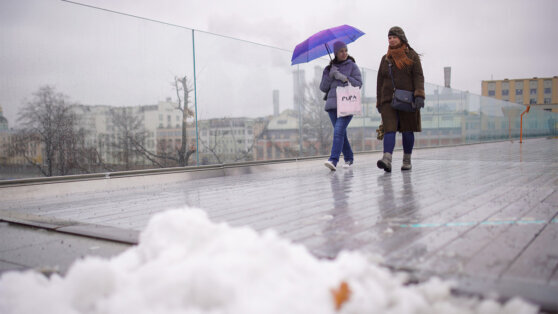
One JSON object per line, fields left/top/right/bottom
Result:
{"left": 328, "top": 65, "right": 339, "bottom": 79}
{"left": 329, "top": 66, "right": 348, "bottom": 82}
{"left": 414, "top": 96, "right": 425, "bottom": 109}
{"left": 333, "top": 71, "right": 348, "bottom": 82}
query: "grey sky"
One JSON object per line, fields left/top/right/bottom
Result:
{"left": 1, "top": 0, "right": 557, "bottom": 125}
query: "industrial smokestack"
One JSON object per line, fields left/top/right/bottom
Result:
{"left": 273, "top": 90, "right": 279, "bottom": 117}
{"left": 444, "top": 67, "right": 451, "bottom": 88}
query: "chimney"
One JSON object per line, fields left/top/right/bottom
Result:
{"left": 292, "top": 69, "right": 305, "bottom": 112}
{"left": 444, "top": 67, "right": 451, "bottom": 88}
{"left": 273, "top": 90, "right": 280, "bottom": 117}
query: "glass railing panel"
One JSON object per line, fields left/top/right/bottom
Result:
{"left": 0, "top": 1, "right": 194, "bottom": 179}
{"left": 193, "top": 31, "right": 296, "bottom": 164}
{"left": 1, "top": 2, "right": 555, "bottom": 181}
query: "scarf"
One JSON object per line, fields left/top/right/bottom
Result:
{"left": 387, "top": 44, "right": 413, "bottom": 69}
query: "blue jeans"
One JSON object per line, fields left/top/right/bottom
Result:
{"left": 327, "top": 110, "right": 353, "bottom": 165}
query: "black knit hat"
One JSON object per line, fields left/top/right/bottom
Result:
{"left": 388, "top": 26, "right": 407, "bottom": 44}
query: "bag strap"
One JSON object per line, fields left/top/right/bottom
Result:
{"left": 387, "top": 62, "right": 397, "bottom": 91}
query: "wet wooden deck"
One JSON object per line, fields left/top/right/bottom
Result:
{"left": 1, "top": 138, "right": 557, "bottom": 310}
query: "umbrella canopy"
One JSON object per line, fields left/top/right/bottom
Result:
{"left": 291, "top": 24, "right": 365, "bottom": 66}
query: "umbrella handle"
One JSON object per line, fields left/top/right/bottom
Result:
{"left": 324, "top": 43, "right": 333, "bottom": 61}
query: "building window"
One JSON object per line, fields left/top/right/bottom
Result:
{"left": 159, "top": 114, "right": 163, "bottom": 121}
{"left": 544, "top": 98, "right": 551, "bottom": 104}
{"left": 544, "top": 88, "right": 551, "bottom": 94}
{"left": 515, "top": 89, "right": 523, "bottom": 95}
{"left": 530, "top": 89, "right": 537, "bottom": 95}
{"left": 502, "top": 89, "right": 509, "bottom": 96}
{"left": 530, "top": 98, "right": 537, "bottom": 105}
{"left": 488, "top": 90, "right": 495, "bottom": 96}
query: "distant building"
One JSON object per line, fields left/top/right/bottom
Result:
{"left": 70, "top": 99, "right": 186, "bottom": 166}
{"left": 482, "top": 76, "right": 558, "bottom": 112}
{"left": 256, "top": 110, "right": 300, "bottom": 160}
{"left": 197, "top": 117, "right": 258, "bottom": 165}
{"left": 0, "top": 106, "right": 43, "bottom": 167}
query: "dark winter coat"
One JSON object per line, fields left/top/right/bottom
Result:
{"left": 376, "top": 48, "right": 425, "bottom": 132}
{"left": 320, "top": 57, "right": 363, "bottom": 111}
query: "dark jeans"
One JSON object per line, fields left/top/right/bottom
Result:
{"left": 327, "top": 110, "right": 354, "bottom": 165}
{"left": 383, "top": 111, "right": 415, "bottom": 154}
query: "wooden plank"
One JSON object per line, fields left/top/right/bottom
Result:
{"left": 463, "top": 203, "right": 557, "bottom": 282}
{"left": 502, "top": 209, "right": 558, "bottom": 284}
{"left": 414, "top": 188, "right": 554, "bottom": 277}
{"left": 382, "top": 185, "right": 539, "bottom": 270}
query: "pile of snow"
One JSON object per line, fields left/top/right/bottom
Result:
{"left": 0, "top": 208, "right": 537, "bottom": 314}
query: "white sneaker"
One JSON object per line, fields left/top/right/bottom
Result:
{"left": 324, "top": 160, "right": 336, "bottom": 171}
{"left": 342, "top": 161, "right": 353, "bottom": 168}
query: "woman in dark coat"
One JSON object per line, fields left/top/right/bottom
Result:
{"left": 376, "top": 26, "right": 425, "bottom": 172}
{"left": 320, "top": 41, "right": 363, "bottom": 171}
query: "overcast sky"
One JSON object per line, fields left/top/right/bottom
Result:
{"left": 1, "top": 0, "right": 557, "bottom": 125}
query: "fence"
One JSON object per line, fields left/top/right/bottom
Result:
{"left": 0, "top": 1, "right": 556, "bottom": 180}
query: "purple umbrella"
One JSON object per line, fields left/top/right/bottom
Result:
{"left": 291, "top": 24, "right": 365, "bottom": 66}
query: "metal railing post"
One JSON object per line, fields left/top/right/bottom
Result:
{"left": 520, "top": 105, "right": 530, "bottom": 143}
{"left": 192, "top": 29, "right": 199, "bottom": 165}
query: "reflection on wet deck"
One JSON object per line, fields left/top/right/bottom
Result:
{"left": 1, "top": 138, "right": 557, "bottom": 310}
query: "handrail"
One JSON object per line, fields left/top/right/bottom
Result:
{"left": 520, "top": 105, "right": 531, "bottom": 143}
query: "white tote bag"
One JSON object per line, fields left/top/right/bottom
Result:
{"left": 336, "top": 82, "right": 362, "bottom": 117}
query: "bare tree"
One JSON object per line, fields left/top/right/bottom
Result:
{"left": 129, "top": 75, "right": 197, "bottom": 167}
{"left": 15, "top": 86, "right": 87, "bottom": 176}
{"left": 174, "top": 76, "right": 196, "bottom": 166}
{"left": 122, "top": 76, "right": 196, "bottom": 168}
{"left": 109, "top": 108, "right": 149, "bottom": 170}
{"left": 301, "top": 78, "right": 333, "bottom": 155}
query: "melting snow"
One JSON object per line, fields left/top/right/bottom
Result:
{"left": 0, "top": 208, "right": 538, "bottom": 314}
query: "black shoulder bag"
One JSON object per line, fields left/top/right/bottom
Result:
{"left": 388, "top": 62, "right": 416, "bottom": 112}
